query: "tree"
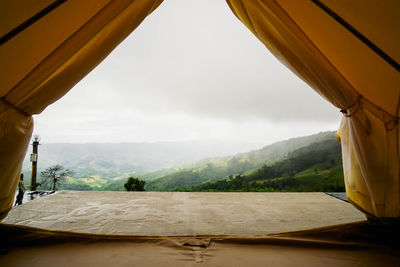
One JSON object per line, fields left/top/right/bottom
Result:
{"left": 124, "top": 177, "right": 146, "bottom": 191}
{"left": 39, "top": 165, "right": 73, "bottom": 191}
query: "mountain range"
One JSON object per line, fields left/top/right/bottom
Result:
{"left": 21, "top": 140, "right": 264, "bottom": 182}
{"left": 146, "top": 131, "right": 337, "bottom": 191}
{"left": 21, "top": 131, "right": 339, "bottom": 192}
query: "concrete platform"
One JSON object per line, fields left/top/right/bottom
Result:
{"left": 3, "top": 191, "right": 366, "bottom": 235}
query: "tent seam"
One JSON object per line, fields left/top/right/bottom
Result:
{"left": 270, "top": 0, "right": 396, "bottom": 122}
{"left": 4, "top": 0, "right": 130, "bottom": 105}
{"left": 0, "top": 98, "right": 30, "bottom": 117}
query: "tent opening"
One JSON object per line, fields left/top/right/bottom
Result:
{"left": 1, "top": 0, "right": 399, "bottom": 231}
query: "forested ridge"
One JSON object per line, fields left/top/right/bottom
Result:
{"left": 145, "top": 131, "right": 337, "bottom": 191}
{"left": 189, "top": 138, "right": 344, "bottom": 192}
{"left": 28, "top": 131, "right": 342, "bottom": 192}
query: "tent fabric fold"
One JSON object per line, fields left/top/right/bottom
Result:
{"left": 0, "top": 101, "right": 33, "bottom": 220}
{"left": 0, "top": 0, "right": 163, "bottom": 220}
{"left": 225, "top": 0, "right": 399, "bottom": 218}
{"left": 1, "top": 221, "right": 400, "bottom": 266}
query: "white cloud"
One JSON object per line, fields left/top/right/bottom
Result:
{"left": 33, "top": 0, "right": 341, "bottom": 144}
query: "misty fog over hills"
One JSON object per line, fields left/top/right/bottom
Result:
{"left": 22, "top": 140, "right": 265, "bottom": 180}
{"left": 20, "top": 131, "right": 339, "bottom": 192}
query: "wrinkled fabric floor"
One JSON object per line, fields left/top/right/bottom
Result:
{"left": 3, "top": 191, "right": 365, "bottom": 235}
{"left": 1, "top": 221, "right": 400, "bottom": 267}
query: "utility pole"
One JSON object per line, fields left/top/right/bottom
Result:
{"left": 30, "top": 135, "right": 40, "bottom": 191}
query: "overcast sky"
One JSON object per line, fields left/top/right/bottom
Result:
{"left": 33, "top": 0, "right": 341, "bottom": 145}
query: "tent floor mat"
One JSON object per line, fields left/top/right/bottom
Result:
{"left": 3, "top": 191, "right": 365, "bottom": 235}
{"left": 1, "top": 221, "right": 400, "bottom": 266}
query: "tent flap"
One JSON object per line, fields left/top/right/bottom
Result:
{"left": 226, "top": 0, "right": 400, "bottom": 217}
{"left": 0, "top": 101, "right": 33, "bottom": 220}
{"left": 0, "top": 0, "right": 163, "bottom": 220}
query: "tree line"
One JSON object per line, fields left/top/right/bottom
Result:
{"left": 189, "top": 139, "right": 344, "bottom": 192}
{"left": 36, "top": 164, "right": 145, "bottom": 192}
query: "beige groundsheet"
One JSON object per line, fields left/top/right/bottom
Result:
{"left": 3, "top": 191, "right": 365, "bottom": 235}
{"left": 2, "top": 232, "right": 399, "bottom": 267}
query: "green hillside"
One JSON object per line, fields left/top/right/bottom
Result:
{"left": 22, "top": 140, "right": 263, "bottom": 182}
{"left": 190, "top": 139, "right": 344, "bottom": 192}
{"left": 22, "top": 140, "right": 262, "bottom": 191}
{"left": 32, "top": 131, "right": 340, "bottom": 192}
{"left": 145, "top": 131, "right": 337, "bottom": 191}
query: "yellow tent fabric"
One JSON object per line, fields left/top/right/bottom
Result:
{"left": 226, "top": 0, "right": 400, "bottom": 218}
{"left": 0, "top": 0, "right": 163, "bottom": 220}
{"left": 1, "top": 221, "right": 400, "bottom": 266}
{"left": 0, "top": 0, "right": 399, "bottom": 220}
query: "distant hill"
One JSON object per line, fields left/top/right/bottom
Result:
{"left": 21, "top": 140, "right": 264, "bottom": 186}
{"left": 190, "top": 138, "right": 344, "bottom": 192}
{"left": 145, "top": 131, "right": 337, "bottom": 191}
